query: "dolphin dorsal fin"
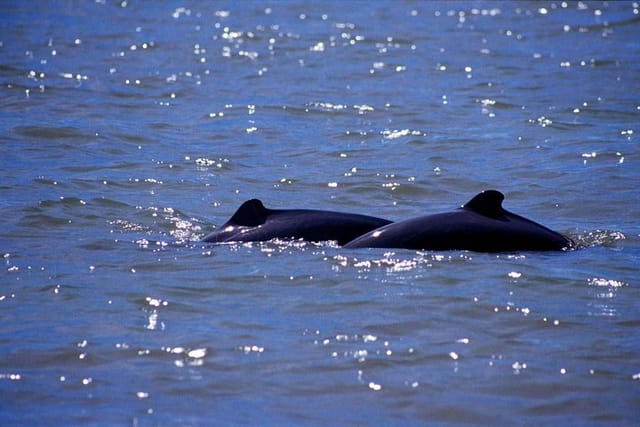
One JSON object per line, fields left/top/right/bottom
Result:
{"left": 462, "top": 190, "right": 506, "bottom": 218}
{"left": 228, "top": 199, "right": 270, "bottom": 226}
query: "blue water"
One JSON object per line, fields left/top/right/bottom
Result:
{"left": 1, "top": 1, "right": 639, "bottom": 425}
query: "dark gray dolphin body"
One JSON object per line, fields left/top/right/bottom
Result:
{"left": 202, "top": 199, "right": 392, "bottom": 245}
{"left": 344, "top": 190, "right": 573, "bottom": 252}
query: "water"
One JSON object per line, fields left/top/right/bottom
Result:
{"left": 1, "top": 1, "right": 639, "bottom": 425}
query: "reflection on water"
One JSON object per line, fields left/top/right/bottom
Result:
{"left": 587, "top": 277, "right": 627, "bottom": 317}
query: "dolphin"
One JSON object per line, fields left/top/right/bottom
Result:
{"left": 202, "top": 199, "right": 392, "bottom": 245}
{"left": 344, "top": 190, "right": 573, "bottom": 252}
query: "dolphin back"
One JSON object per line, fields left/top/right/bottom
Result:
{"left": 202, "top": 199, "right": 391, "bottom": 244}
{"left": 345, "top": 190, "right": 573, "bottom": 252}
{"left": 202, "top": 199, "right": 272, "bottom": 242}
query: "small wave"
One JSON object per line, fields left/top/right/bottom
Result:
{"left": 569, "top": 229, "right": 626, "bottom": 249}
{"left": 108, "top": 203, "right": 205, "bottom": 247}
{"left": 13, "top": 125, "right": 89, "bottom": 140}
{"left": 331, "top": 251, "right": 473, "bottom": 274}
{"left": 305, "top": 101, "right": 376, "bottom": 115}
{"left": 209, "top": 238, "right": 335, "bottom": 254}
{"left": 381, "top": 129, "right": 426, "bottom": 140}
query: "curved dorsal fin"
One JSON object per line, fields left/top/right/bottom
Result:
{"left": 228, "top": 199, "right": 270, "bottom": 226}
{"left": 462, "top": 190, "right": 506, "bottom": 218}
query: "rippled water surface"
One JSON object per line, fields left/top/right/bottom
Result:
{"left": 1, "top": 1, "right": 639, "bottom": 425}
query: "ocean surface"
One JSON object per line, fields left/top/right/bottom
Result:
{"left": 1, "top": 1, "right": 639, "bottom": 425}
